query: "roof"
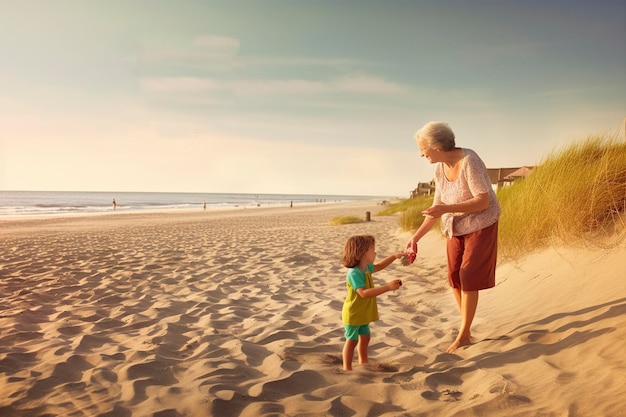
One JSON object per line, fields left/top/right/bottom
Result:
{"left": 487, "top": 167, "right": 521, "bottom": 184}
{"left": 504, "top": 166, "right": 534, "bottom": 181}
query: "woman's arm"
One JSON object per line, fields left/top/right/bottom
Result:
{"left": 422, "top": 192, "right": 489, "bottom": 218}
{"left": 408, "top": 215, "right": 438, "bottom": 248}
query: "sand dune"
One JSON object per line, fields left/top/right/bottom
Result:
{"left": 1, "top": 202, "right": 624, "bottom": 417}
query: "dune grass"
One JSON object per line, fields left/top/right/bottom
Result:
{"left": 390, "top": 132, "right": 626, "bottom": 261}
{"left": 496, "top": 133, "right": 626, "bottom": 260}
{"left": 330, "top": 215, "right": 366, "bottom": 225}
{"left": 377, "top": 195, "right": 437, "bottom": 231}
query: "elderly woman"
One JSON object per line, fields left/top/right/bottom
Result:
{"left": 407, "top": 121, "right": 500, "bottom": 353}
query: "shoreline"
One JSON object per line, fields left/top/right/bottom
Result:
{"left": 0, "top": 189, "right": 393, "bottom": 220}
{"left": 0, "top": 199, "right": 384, "bottom": 230}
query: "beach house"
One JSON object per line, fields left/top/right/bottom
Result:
{"left": 410, "top": 166, "right": 534, "bottom": 197}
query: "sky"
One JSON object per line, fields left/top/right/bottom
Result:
{"left": 1, "top": 0, "right": 624, "bottom": 197}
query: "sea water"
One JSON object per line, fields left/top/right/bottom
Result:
{"left": 0, "top": 190, "right": 388, "bottom": 218}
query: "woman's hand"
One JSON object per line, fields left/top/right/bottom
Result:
{"left": 421, "top": 204, "right": 446, "bottom": 219}
{"left": 406, "top": 237, "right": 418, "bottom": 254}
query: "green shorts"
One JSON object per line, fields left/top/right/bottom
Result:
{"left": 344, "top": 324, "right": 371, "bottom": 341}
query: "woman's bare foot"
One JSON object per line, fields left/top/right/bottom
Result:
{"left": 446, "top": 336, "right": 471, "bottom": 353}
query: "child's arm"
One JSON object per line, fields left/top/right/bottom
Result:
{"left": 356, "top": 279, "right": 402, "bottom": 298}
{"left": 373, "top": 252, "right": 404, "bottom": 273}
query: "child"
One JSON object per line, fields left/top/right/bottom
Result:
{"left": 341, "top": 235, "right": 403, "bottom": 371}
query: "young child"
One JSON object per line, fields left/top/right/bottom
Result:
{"left": 341, "top": 235, "right": 403, "bottom": 371}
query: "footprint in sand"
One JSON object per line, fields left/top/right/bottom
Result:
{"left": 367, "top": 363, "right": 398, "bottom": 372}
{"left": 324, "top": 354, "right": 343, "bottom": 365}
{"left": 421, "top": 388, "right": 463, "bottom": 401}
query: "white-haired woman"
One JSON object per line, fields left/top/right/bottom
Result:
{"left": 407, "top": 121, "right": 500, "bottom": 353}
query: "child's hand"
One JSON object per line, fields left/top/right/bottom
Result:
{"left": 400, "top": 250, "right": 416, "bottom": 266}
{"left": 387, "top": 279, "right": 403, "bottom": 291}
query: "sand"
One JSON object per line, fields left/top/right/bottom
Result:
{"left": 1, "top": 201, "right": 624, "bottom": 417}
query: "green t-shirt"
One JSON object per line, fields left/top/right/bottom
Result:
{"left": 341, "top": 264, "right": 379, "bottom": 325}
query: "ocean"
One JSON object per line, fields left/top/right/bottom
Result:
{"left": 0, "top": 190, "right": 389, "bottom": 218}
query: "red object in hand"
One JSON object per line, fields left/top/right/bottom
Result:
{"left": 406, "top": 251, "right": 416, "bottom": 264}
{"left": 404, "top": 241, "right": 418, "bottom": 265}
{"left": 401, "top": 247, "right": 417, "bottom": 266}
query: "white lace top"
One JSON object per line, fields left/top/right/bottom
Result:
{"left": 433, "top": 148, "right": 501, "bottom": 237}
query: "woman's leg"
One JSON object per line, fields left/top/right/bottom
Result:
{"left": 447, "top": 290, "right": 478, "bottom": 353}
{"left": 453, "top": 287, "right": 462, "bottom": 310}
{"left": 357, "top": 333, "right": 371, "bottom": 364}
{"left": 447, "top": 223, "right": 498, "bottom": 352}
{"left": 452, "top": 287, "right": 472, "bottom": 339}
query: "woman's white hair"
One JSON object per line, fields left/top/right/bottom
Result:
{"left": 415, "top": 121, "right": 456, "bottom": 151}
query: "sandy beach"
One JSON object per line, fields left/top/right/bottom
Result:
{"left": 1, "top": 201, "right": 624, "bottom": 417}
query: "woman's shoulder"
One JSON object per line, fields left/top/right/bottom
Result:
{"left": 461, "top": 148, "right": 487, "bottom": 166}
{"left": 461, "top": 148, "right": 479, "bottom": 158}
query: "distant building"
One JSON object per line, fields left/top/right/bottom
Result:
{"left": 410, "top": 180, "right": 436, "bottom": 198}
{"left": 503, "top": 166, "right": 534, "bottom": 184}
{"left": 488, "top": 166, "right": 535, "bottom": 189}
{"left": 410, "top": 166, "right": 534, "bottom": 197}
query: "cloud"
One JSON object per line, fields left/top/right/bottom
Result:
{"left": 138, "top": 35, "right": 241, "bottom": 70}
{"left": 139, "top": 74, "right": 406, "bottom": 98}
{"left": 228, "top": 78, "right": 324, "bottom": 95}
{"left": 533, "top": 86, "right": 609, "bottom": 98}
{"left": 228, "top": 74, "right": 405, "bottom": 95}
{"left": 332, "top": 75, "right": 404, "bottom": 94}
{"left": 136, "top": 33, "right": 405, "bottom": 102}
{"left": 140, "top": 77, "right": 221, "bottom": 94}
{"left": 242, "top": 56, "right": 364, "bottom": 70}
{"left": 192, "top": 35, "right": 240, "bottom": 53}
{"left": 139, "top": 34, "right": 365, "bottom": 70}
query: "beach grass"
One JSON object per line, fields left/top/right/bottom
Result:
{"left": 496, "top": 132, "right": 626, "bottom": 260}
{"left": 377, "top": 195, "right": 438, "bottom": 231}
{"left": 330, "top": 215, "right": 366, "bottom": 225}
{"left": 391, "top": 132, "right": 626, "bottom": 261}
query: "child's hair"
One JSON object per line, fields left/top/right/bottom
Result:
{"left": 342, "top": 235, "right": 375, "bottom": 268}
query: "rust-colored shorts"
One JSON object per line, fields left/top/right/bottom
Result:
{"left": 446, "top": 221, "right": 498, "bottom": 291}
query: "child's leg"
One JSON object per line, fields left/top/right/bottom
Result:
{"left": 342, "top": 340, "right": 358, "bottom": 371}
{"left": 357, "top": 334, "right": 371, "bottom": 365}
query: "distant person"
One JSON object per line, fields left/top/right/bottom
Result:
{"left": 341, "top": 235, "right": 403, "bottom": 371}
{"left": 406, "top": 121, "right": 500, "bottom": 353}
{"left": 112, "top": 199, "right": 116, "bottom": 210}
{"left": 203, "top": 200, "right": 206, "bottom": 211}
{"left": 290, "top": 200, "right": 293, "bottom": 208}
